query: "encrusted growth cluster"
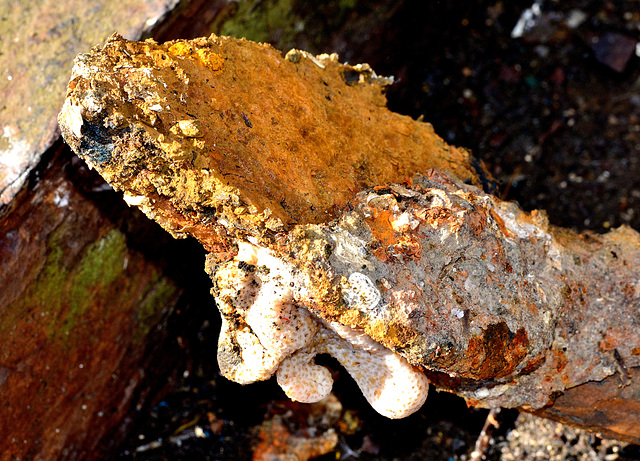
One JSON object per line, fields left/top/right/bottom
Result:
{"left": 57, "top": 33, "right": 640, "bottom": 439}
{"left": 213, "top": 243, "right": 429, "bottom": 419}
{"left": 342, "top": 272, "right": 382, "bottom": 313}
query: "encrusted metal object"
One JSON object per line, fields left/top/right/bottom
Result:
{"left": 59, "top": 34, "right": 640, "bottom": 442}
{"left": 210, "top": 169, "right": 640, "bottom": 424}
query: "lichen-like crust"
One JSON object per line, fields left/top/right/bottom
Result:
{"left": 213, "top": 243, "right": 429, "bottom": 419}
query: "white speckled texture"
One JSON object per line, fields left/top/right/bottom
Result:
{"left": 214, "top": 243, "right": 318, "bottom": 384}
{"left": 279, "top": 325, "right": 429, "bottom": 419}
{"left": 214, "top": 242, "right": 429, "bottom": 419}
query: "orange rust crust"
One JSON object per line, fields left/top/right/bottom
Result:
{"left": 466, "top": 322, "right": 529, "bottom": 380}
{"left": 60, "top": 34, "right": 480, "bottom": 253}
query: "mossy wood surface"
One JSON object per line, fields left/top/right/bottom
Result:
{"left": 0, "top": 147, "right": 181, "bottom": 460}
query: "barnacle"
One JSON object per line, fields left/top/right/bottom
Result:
{"left": 342, "top": 272, "right": 381, "bottom": 313}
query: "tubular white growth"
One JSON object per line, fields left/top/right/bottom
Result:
{"left": 213, "top": 242, "right": 429, "bottom": 419}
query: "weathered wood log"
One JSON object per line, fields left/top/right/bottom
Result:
{"left": 0, "top": 0, "right": 178, "bottom": 207}
{"left": 0, "top": 1, "right": 213, "bottom": 459}
{"left": 58, "top": 34, "right": 640, "bottom": 443}
{"left": 0, "top": 144, "right": 184, "bottom": 459}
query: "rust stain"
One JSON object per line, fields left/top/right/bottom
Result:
{"left": 467, "top": 322, "right": 529, "bottom": 380}
{"left": 552, "top": 348, "right": 569, "bottom": 373}
{"left": 519, "top": 355, "right": 546, "bottom": 375}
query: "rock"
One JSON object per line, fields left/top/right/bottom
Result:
{"left": 253, "top": 395, "right": 342, "bottom": 461}
{"left": 0, "top": 0, "right": 178, "bottom": 206}
{"left": 58, "top": 33, "right": 478, "bottom": 258}
{"left": 266, "top": 171, "right": 640, "bottom": 443}
{"left": 589, "top": 31, "right": 637, "bottom": 73}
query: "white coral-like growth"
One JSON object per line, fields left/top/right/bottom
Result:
{"left": 214, "top": 244, "right": 318, "bottom": 384}
{"left": 213, "top": 242, "right": 429, "bottom": 419}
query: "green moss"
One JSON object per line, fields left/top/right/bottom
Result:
{"left": 67, "top": 229, "right": 127, "bottom": 323}
{"left": 39, "top": 228, "right": 128, "bottom": 338}
{"left": 3, "top": 225, "right": 176, "bottom": 345}
{"left": 134, "top": 276, "right": 179, "bottom": 344}
{"left": 34, "top": 227, "right": 69, "bottom": 315}
{"left": 217, "top": 0, "right": 367, "bottom": 55}
{"left": 219, "top": 0, "right": 298, "bottom": 45}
